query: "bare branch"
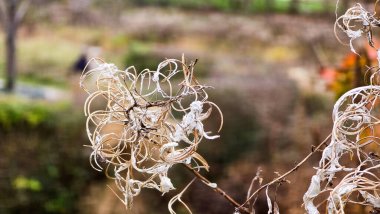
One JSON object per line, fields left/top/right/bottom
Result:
{"left": 183, "top": 164, "right": 250, "bottom": 213}
{"left": 240, "top": 134, "right": 332, "bottom": 209}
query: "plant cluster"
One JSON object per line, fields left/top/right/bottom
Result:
{"left": 80, "top": 57, "right": 222, "bottom": 209}
{"left": 80, "top": 2, "right": 380, "bottom": 214}
{"left": 304, "top": 3, "right": 380, "bottom": 214}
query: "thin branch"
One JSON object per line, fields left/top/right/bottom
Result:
{"left": 239, "top": 133, "right": 332, "bottom": 209}
{"left": 183, "top": 164, "right": 250, "bottom": 213}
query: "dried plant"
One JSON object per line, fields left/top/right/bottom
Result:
{"left": 304, "top": 2, "right": 380, "bottom": 214}
{"left": 241, "top": 2, "right": 380, "bottom": 214}
{"left": 79, "top": 2, "right": 380, "bottom": 214}
{"left": 80, "top": 56, "right": 225, "bottom": 210}
{"left": 303, "top": 85, "right": 380, "bottom": 214}
{"left": 334, "top": 3, "right": 380, "bottom": 54}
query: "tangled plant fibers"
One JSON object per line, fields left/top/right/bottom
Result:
{"left": 80, "top": 57, "right": 223, "bottom": 209}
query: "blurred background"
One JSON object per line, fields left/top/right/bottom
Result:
{"left": 0, "top": 0, "right": 376, "bottom": 213}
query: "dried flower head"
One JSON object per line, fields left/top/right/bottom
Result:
{"left": 304, "top": 84, "right": 380, "bottom": 214}
{"left": 305, "top": 3, "right": 380, "bottom": 213}
{"left": 80, "top": 57, "right": 222, "bottom": 208}
{"left": 334, "top": 3, "right": 380, "bottom": 54}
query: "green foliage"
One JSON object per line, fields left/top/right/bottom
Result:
{"left": 0, "top": 31, "right": 81, "bottom": 88}
{"left": 13, "top": 176, "right": 42, "bottom": 192}
{"left": 108, "top": 33, "right": 130, "bottom": 51}
{"left": 123, "top": 42, "right": 160, "bottom": 71}
{"left": 19, "top": 73, "right": 68, "bottom": 88}
{"left": 302, "top": 92, "right": 331, "bottom": 117}
{"left": 131, "top": 0, "right": 242, "bottom": 11}
{"left": 0, "top": 96, "right": 66, "bottom": 129}
{"left": 0, "top": 61, "right": 4, "bottom": 74}
{"left": 128, "top": 0, "right": 332, "bottom": 14}
{"left": 249, "top": 0, "right": 268, "bottom": 12}
{"left": 18, "top": 37, "right": 76, "bottom": 68}
{"left": 164, "top": 0, "right": 210, "bottom": 10}
{"left": 249, "top": 0, "right": 289, "bottom": 13}
{"left": 0, "top": 96, "right": 98, "bottom": 214}
{"left": 299, "top": 1, "right": 331, "bottom": 13}
{"left": 203, "top": 90, "right": 262, "bottom": 166}
{"left": 123, "top": 42, "right": 211, "bottom": 78}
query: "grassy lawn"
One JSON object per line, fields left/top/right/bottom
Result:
{"left": 0, "top": 25, "right": 130, "bottom": 88}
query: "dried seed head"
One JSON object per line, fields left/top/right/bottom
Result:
{"left": 80, "top": 57, "right": 223, "bottom": 208}
{"left": 305, "top": 4, "right": 380, "bottom": 213}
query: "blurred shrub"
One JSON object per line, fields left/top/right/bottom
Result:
{"left": 123, "top": 42, "right": 160, "bottom": 71}
{"left": 0, "top": 96, "right": 63, "bottom": 130}
{"left": 0, "top": 96, "right": 99, "bottom": 214}
{"left": 249, "top": 0, "right": 289, "bottom": 13}
{"left": 200, "top": 89, "right": 263, "bottom": 177}
{"left": 123, "top": 42, "right": 211, "bottom": 77}
{"left": 302, "top": 92, "right": 331, "bottom": 117}
{"left": 128, "top": 0, "right": 334, "bottom": 14}
{"left": 298, "top": 1, "right": 333, "bottom": 13}
{"left": 13, "top": 176, "right": 42, "bottom": 192}
{"left": 19, "top": 73, "right": 68, "bottom": 89}
{"left": 130, "top": 0, "right": 231, "bottom": 11}
{"left": 170, "top": 0, "right": 231, "bottom": 11}
{"left": 105, "top": 33, "right": 130, "bottom": 51}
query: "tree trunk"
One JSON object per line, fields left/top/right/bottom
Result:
{"left": 4, "top": 1, "right": 17, "bottom": 92}
{"left": 5, "top": 22, "right": 16, "bottom": 92}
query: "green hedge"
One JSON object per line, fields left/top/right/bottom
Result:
{"left": 128, "top": 0, "right": 335, "bottom": 14}
{"left": 0, "top": 96, "right": 99, "bottom": 214}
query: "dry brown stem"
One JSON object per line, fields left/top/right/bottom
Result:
{"left": 240, "top": 134, "right": 332, "bottom": 210}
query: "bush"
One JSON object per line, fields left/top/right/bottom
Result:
{"left": 128, "top": 0, "right": 334, "bottom": 14}
{"left": 123, "top": 42, "right": 161, "bottom": 71}
{"left": 0, "top": 96, "right": 99, "bottom": 214}
{"left": 123, "top": 42, "right": 211, "bottom": 77}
